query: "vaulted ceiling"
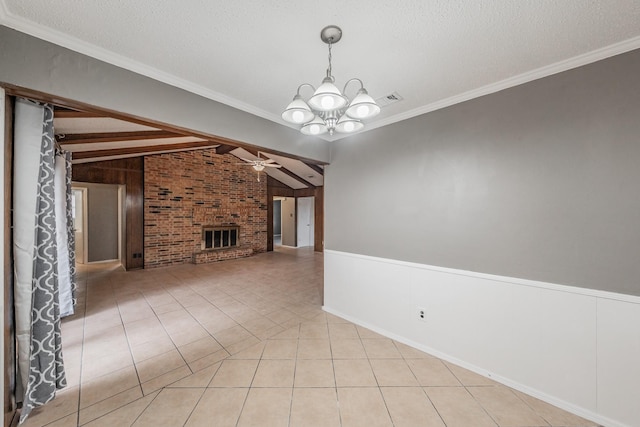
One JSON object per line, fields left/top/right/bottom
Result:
{"left": 53, "top": 107, "right": 324, "bottom": 189}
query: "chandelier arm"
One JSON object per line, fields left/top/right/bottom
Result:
{"left": 342, "top": 78, "right": 365, "bottom": 98}
{"left": 296, "top": 83, "right": 316, "bottom": 97}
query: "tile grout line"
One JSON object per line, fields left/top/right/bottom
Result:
{"left": 114, "top": 280, "right": 153, "bottom": 394}
{"left": 179, "top": 386, "right": 207, "bottom": 427}
{"left": 328, "top": 321, "right": 344, "bottom": 427}
{"left": 392, "top": 339, "right": 450, "bottom": 427}
{"left": 360, "top": 327, "right": 396, "bottom": 426}
{"left": 73, "top": 266, "right": 89, "bottom": 427}
{"left": 233, "top": 346, "right": 263, "bottom": 427}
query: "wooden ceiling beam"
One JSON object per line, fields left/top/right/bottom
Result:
{"left": 215, "top": 144, "right": 237, "bottom": 155}
{"left": 58, "top": 130, "right": 182, "bottom": 145}
{"left": 71, "top": 141, "right": 217, "bottom": 160}
{"left": 276, "top": 166, "right": 316, "bottom": 189}
{"left": 306, "top": 162, "right": 324, "bottom": 176}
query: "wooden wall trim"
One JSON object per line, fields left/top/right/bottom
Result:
{"left": 313, "top": 186, "right": 324, "bottom": 253}
{"left": 4, "top": 95, "right": 17, "bottom": 427}
{"left": 293, "top": 187, "right": 315, "bottom": 197}
{"left": 267, "top": 189, "right": 274, "bottom": 252}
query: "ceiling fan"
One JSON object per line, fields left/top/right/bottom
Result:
{"left": 236, "top": 152, "right": 282, "bottom": 181}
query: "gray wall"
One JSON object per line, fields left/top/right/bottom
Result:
{"left": 83, "top": 183, "right": 119, "bottom": 262}
{"left": 281, "top": 197, "right": 296, "bottom": 247}
{"left": 273, "top": 200, "right": 282, "bottom": 236}
{"left": 326, "top": 48, "right": 640, "bottom": 296}
{"left": 0, "top": 26, "right": 330, "bottom": 164}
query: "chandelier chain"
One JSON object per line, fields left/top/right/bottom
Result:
{"left": 327, "top": 42, "right": 333, "bottom": 79}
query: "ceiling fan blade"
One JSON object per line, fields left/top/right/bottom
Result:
{"left": 239, "top": 157, "right": 255, "bottom": 163}
{"left": 235, "top": 162, "right": 254, "bottom": 166}
{"left": 263, "top": 164, "right": 282, "bottom": 168}
{"left": 263, "top": 158, "right": 277, "bottom": 164}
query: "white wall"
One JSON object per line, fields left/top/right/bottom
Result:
{"left": 324, "top": 250, "right": 640, "bottom": 427}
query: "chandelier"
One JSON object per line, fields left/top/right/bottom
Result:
{"left": 282, "top": 25, "right": 380, "bottom": 136}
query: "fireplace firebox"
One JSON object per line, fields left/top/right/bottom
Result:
{"left": 202, "top": 226, "right": 239, "bottom": 250}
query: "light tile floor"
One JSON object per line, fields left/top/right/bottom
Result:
{"left": 21, "top": 247, "right": 600, "bottom": 427}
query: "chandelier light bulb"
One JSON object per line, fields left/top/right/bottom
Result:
{"left": 343, "top": 121, "right": 354, "bottom": 132}
{"left": 292, "top": 110, "right": 305, "bottom": 123}
{"left": 335, "top": 115, "right": 363, "bottom": 134}
{"left": 321, "top": 95, "right": 335, "bottom": 109}
{"left": 301, "top": 116, "right": 328, "bottom": 135}
{"left": 356, "top": 105, "right": 370, "bottom": 118}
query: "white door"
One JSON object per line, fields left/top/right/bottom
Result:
{"left": 297, "top": 197, "right": 314, "bottom": 247}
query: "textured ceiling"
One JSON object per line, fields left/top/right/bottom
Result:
{"left": 2, "top": 1, "right": 640, "bottom": 141}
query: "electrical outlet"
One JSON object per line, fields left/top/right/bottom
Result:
{"left": 418, "top": 307, "right": 426, "bottom": 321}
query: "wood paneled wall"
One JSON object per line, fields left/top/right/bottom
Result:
{"left": 72, "top": 158, "right": 144, "bottom": 270}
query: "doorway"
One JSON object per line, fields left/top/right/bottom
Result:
{"left": 72, "top": 182, "right": 126, "bottom": 266}
{"left": 71, "top": 187, "right": 87, "bottom": 264}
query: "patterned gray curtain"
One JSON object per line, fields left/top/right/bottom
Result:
{"left": 64, "top": 150, "right": 77, "bottom": 311}
{"left": 13, "top": 99, "right": 67, "bottom": 424}
{"left": 56, "top": 149, "right": 76, "bottom": 317}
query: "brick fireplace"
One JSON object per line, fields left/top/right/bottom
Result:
{"left": 144, "top": 149, "right": 267, "bottom": 267}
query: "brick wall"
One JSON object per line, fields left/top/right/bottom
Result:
{"left": 144, "top": 149, "right": 267, "bottom": 267}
